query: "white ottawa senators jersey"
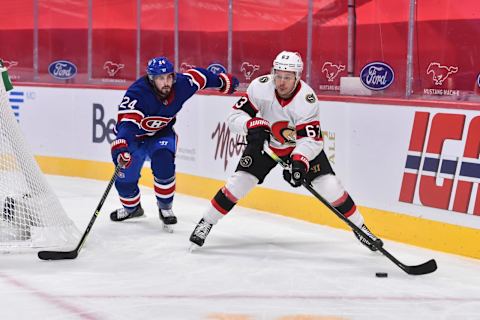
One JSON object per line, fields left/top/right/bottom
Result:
{"left": 228, "top": 74, "right": 324, "bottom": 161}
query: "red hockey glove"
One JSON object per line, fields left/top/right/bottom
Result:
{"left": 283, "top": 154, "right": 309, "bottom": 188}
{"left": 111, "top": 138, "right": 132, "bottom": 168}
{"left": 219, "top": 73, "right": 239, "bottom": 94}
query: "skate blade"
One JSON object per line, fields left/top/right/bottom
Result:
{"left": 162, "top": 224, "right": 174, "bottom": 233}
{"left": 111, "top": 215, "right": 146, "bottom": 222}
{"left": 188, "top": 243, "right": 200, "bottom": 253}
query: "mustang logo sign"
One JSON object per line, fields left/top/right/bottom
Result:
{"left": 321, "top": 62, "right": 345, "bottom": 82}
{"left": 426, "top": 62, "right": 458, "bottom": 86}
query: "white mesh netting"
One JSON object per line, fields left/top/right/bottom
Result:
{"left": 0, "top": 71, "right": 79, "bottom": 251}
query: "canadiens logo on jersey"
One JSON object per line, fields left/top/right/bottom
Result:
{"left": 117, "top": 108, "right": 174, "bottom": 136}
{"left": 140, "top": 116, "right": 173, "bottom": 132}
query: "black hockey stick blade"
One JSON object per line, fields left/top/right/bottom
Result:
{"left": 375, "top": 239, "right": 437, "bottom": 275}
{"left": 38, "top": 164, "right": 121, "bottom": 261}
{"left": 263, "top": 143, "right": 438, "bottom": 276}
{"left": 398, "top": 258, "right": 437, "bottom": 275}
{"left": 38, "top": 249, "right": 78, "bottom": 260}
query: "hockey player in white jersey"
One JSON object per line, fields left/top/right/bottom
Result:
{"left": 189, "top": 51, "right": 382, "bottom": 251}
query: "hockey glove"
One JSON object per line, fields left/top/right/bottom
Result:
{"left": 283, "top": 154, "right": 309, "bottom": 188}
{"left": 219, "top": 73, "right": 239, "bottom": 94}
{"left": 246, "top": 117, "right": 271, "bottom": 148}
{"left": 111, "top": 138, "right": 132, "bottom": 168}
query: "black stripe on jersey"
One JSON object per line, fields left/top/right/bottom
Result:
{"left": 233, "top": 96, "right": 258, "bottom": 118}
{"left": 213, "top": 189, "right": 236, "bottom": 212}
{"left": 296, "top": 121, "right": 322, "bottom": 140}
{"left": 334, "top": 194, "right": 355, "bottom": 215}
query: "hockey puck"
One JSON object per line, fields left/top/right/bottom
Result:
{"left": 375, "top": 272, "right": 388, "bottom": 278}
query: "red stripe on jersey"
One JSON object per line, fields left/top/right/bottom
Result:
{"left": 332, "top": 192, "right": 349, "bottom": 206}
{"left": 118, "top": 112, "right": 143, "bottom": 125}
{"left": 221, "top": 186, "right": 238, "bottom": 203}
{"left": 154, "top": 184, "right": 176, "bottom": 195}
{"left": 270, "top": 146, "right": 295, "bottom": 157}
{"left": 211, "top": 198, "right": 229, "bottom": 215}
{"left": 185, "top": 69, "right": 207, "bottom": 89}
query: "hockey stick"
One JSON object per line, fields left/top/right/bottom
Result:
{"left": 263, "top": 144, "right": 437, "bottom": 275}
{"left": 38, "top": 163, "right": 121, "bottom": 260}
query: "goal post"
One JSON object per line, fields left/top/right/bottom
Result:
{"left": 0, "top": 60, "right": 80, "bottom": 251}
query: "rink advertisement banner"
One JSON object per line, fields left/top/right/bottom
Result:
{"left": 13, "top": 86, "right": 480, "bottom": 233}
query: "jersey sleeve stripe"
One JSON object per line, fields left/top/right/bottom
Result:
{"left": 295, "top": 121, "right": 320, "bottom": 131}
{"left": 185, "top": 69, "right": 207, "bottom": 90}
{"left": 232, "top": 94, "right": 258, "bottom": 118}
{"left": 245, "top": 94, "right": 259, "bottom": 113}
{"left": 118, "top": 112, "right": 143, "bottom": 127}
{"left": 118, "top": 109, "right": 144, "bottom": 116}
{"left": 296, "top": 120, "right": 322, "bottom": 141}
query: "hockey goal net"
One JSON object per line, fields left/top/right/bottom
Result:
{"left": 0, "top": 61, "right": 79, "bottom": 251}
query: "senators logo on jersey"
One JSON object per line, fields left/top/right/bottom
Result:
{"left": 305, "top": 93, "right": 316, "bottom": 103}
{"left": 259, "top": 76, "right": 269, "bottom": 83}
{"left": 271, "top": 121, "right": 296, "bottom": 145}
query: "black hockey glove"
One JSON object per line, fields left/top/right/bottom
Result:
{"left": 283, "top": 154, "right": 309, "bottom": 188}
{"left": 246, "top": 117, "right": 271, "bottom": 148}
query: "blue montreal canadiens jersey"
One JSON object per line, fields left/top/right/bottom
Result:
{"left": 115, "top": 68, "right": 223, "bottom": 142}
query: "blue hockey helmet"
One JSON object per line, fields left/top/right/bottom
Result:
{"left": 146, "top": 57, "right": 174, "bottom": 79}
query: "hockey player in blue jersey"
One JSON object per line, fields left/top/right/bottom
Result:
{"left": 110, "top": 56, "right": 239, "bottom": 232}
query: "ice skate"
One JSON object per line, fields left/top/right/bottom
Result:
{"left": 189, "top": 218, "right": 213, "bottom": 251}
{"left": 354, "top": 224, "right": 383, "bottom": 251}
{"left": 159, "top": 208, "right": 177, "bottom": 233}
{"left": 110, "top": 205, "right": 144, "bottom": 222}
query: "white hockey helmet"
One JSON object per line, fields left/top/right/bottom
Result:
{"left": 272, "top": 51, "right": 304, "bottom": 79}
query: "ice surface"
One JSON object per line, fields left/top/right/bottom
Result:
{"left": 1, "top": 175, "right": 479, "bottom": 320}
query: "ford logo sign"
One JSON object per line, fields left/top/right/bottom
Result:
{"left": 207, "top": 63, "right": 227, "bottom": 75}
{"left": 477, "top": 73, "right": 480, "bottom": 88}
{"left": 360, "top": 62, "right": 395, "bottom": 91}
{"left": 48, "top": 60, "right": 77, "bottom": 80}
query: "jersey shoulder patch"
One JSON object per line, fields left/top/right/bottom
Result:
{"left": 258, "top": 76, "right": 270, "bottom": 83}
{"left": 305, "top": 93, "right": 316, "bottom": 104}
